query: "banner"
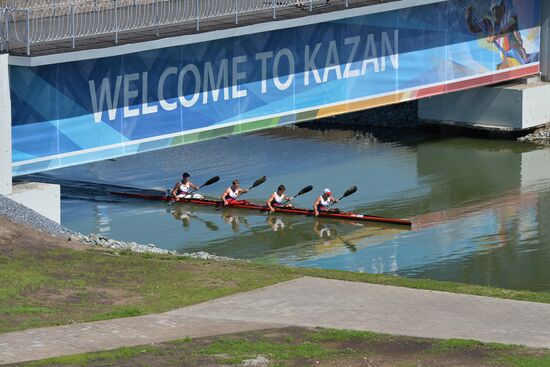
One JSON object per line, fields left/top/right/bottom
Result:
{"left": 11, "top": 0, "right": 541, "bottom": 175}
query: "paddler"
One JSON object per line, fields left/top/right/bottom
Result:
{"left": 266, "top": 185, "right": 294, "bottom": 212}
{"left": 221, "top": 179, "right": 249, "bottom": 206}
{"left": 313, "top": 188, "right": 338, "bottom": 216}
{"left": 171, "top": 172, "right": 200, "bottom": 201}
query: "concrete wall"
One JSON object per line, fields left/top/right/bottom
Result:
{"left": 418, "top": 81, "right": 550, "bottom": 130}
{"left": 8, "top": 182, "right": 61, "bottom": 224}
{"left": 0, "top": 53, "right": 11, "bottom": 195}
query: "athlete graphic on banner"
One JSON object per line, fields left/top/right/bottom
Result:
{"left": 465, "top": 0, "right": 539, "bottom": 70}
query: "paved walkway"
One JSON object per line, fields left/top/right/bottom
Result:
{"left": 2, "top": 277, "right": 550, "bottom": 364}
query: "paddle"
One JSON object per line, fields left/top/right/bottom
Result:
{"left": 328, "top": 186, "right": 358, "bottom": 208}
{"left": 169, "top": 176, "right": 220, "bottom": 205}
{"left": 247, "top": 176, "right": 267, "bottom": 190}
{"left": 282, "top": 185, "right": 313, "bottom": 205}
{"left": 237, "top": 176, "right": 267, "bottom": 197}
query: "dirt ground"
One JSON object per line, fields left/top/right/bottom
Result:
{"left": 9, "top": 326, "right": 550, "bottom": 367}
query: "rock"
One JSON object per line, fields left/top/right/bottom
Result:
{"left": 242, "top": 356, "right": 270, "bottom": 367}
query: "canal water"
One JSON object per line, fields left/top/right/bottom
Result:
{"left": 38, "top": 124, "right": 550, "bottom": 292}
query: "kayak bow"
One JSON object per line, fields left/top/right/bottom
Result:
{"left": 111, "top": 191, "right": 412, "bottom": 226}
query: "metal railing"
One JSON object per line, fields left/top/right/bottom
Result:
{"left": 0, "top": 0, "right": 349, "bottom": 55}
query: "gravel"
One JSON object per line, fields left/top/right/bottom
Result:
{"left": 0, "top": 193, "right": 74, "bottom": 237}
{"left": 1, "top": 193, "right": 232, "bottom": 260}
{"left": 518, "top": 124, "right": 550, "bottom": 145}
{"left": 70, "top": 232, "right": 233, "bottom": 261}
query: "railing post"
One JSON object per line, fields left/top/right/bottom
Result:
{"left": 309, "top": 0, "right": 313, "bottom": 12}
{"left": 70, "top": 4, "right": 75, "bottom": 48}
{"left": 114, "top": 0, "right": 118, "bottom": 43}
{"left": 25, "top": 9, "right": 30, "bottom": 55}
{"left": 155, "top": 0, "right": 159, "bottom": 36}
{"left": 345, "top": 0, "right": 349, "bottom": 7}
{"left": 235, "top": 0, "right": 238, "bottom": 25}
{"left": 272, "top": 0, "right": 276, "bottom": 19}
{"left": 195, "top": 0, "right": 199, "bottom": 31}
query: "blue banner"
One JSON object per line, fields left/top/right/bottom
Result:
{"left": 11, "top": 0, "right": 541, "bottom": 175}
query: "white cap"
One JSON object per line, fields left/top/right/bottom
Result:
{"left": 324, "top": 188, "right": 332, "bottom": 194}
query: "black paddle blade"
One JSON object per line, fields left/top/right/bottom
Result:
{"left": 249, "top": 176, "right": 267, "bottom": 189}
{"left": 296, "top": 185, "right": 313, "bottom": 196}
{"left": 340, "top": 186, "right": 357, "bottom": 199}
{"left": 201, "top": 176, "right": 220, "bottom": 188}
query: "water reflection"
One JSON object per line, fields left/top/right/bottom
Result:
{"left": 45, "top": 125, "right": 550, "bottom": 291}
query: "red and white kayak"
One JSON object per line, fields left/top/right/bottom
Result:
{"left": 111, "top": 191, "right": 412, "bottom": 226}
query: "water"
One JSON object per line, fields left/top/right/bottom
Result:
{"left": 38, "top": 125, "right": 550, "bottom": 292}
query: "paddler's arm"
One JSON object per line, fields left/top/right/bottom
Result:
{"left": 221, "top": 188, "right": 230, "bottom": 206}
{"left": 171, "top": 182, "right": 181, "bottom": 201}
{"left": 239, "top": 188, "right": 249, "bottom": 195}
{"left": 331, "top": 196, "right": 338, "bottom": 204}
{"left": 266, "top": 194, "right": 276, "bottom": 212}
{"left": 190, "top": 182, "right": 200, "bottom": 191}
{"left": 313, "top": 197, "right": 321, "bottom": 216}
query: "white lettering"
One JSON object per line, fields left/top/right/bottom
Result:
{"left": 343, "top": 36, "right": 360, "bottom": 78}
{"left": 273, "top": 48, "right": 294, "bottom": 91}
{"left": 142, "top": 72, "right": 158, "bottom": 115}
{"left": 361, "top": 34, "right": 379, "bottom": 74}
{"left": 178, "top": 64, "right": 201, "bottom": 108}
{"left": 304, "top": 43, "right": 322, "bottom": 86}
{"left": 89, "top": 76, "right": 123, "bottom": 123}
{"left": 158, "top": 67, "right": 178, "bottom": 111}
{"left": 203, "top": 59, "right": 229, "bottom": 104}
{"left": 232, "top": 55, "right": 247, "bottom": 99}
{"left": 256, "top": 51, "right": 274, "bottom": 94}
{"left": 381, "top": 30, "right": 399, "bottom": 71}
{"left": 123, "top": 73, "right": 140, "bottom": 118}
{"left": 323, "top": 40, "right": 342, "bottom": 82}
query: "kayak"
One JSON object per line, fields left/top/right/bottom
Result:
{"left": 111, "top": 191, "right": 413, "bottom": 226}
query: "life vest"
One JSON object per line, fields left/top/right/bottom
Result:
{"left": 178, "top": 182, "right": 190, "bottom": 195}
{"left": 318, "top": 195, "right": 331, "bottom": 208}
{"left": 272, "top": 192, "right": 284, "bottom": 205}
{"left": 225, "top": 187, "right": 239, "bottom": 199}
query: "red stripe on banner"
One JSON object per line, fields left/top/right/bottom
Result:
{"left": 416, "top": 64, "right": 540, "bottom": 99}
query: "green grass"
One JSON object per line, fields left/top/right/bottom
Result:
{"left": 305, "top": 328, "right": 382, "bottom": 343}
{"left": 498, "top": 355, "right": 550, "bottom": 367}
{"left": 429, "top": 339, "right": 515, "bottom": 353}
{"left": 3, "top": 241, "right": 550, "bottom": 333}
{"left": 22, "top": 346, "right": 157, "bottom": 367}
{"left": 199, "top": 338, "right": 340, "bottom": 364}
{"left": 15, "top": 327, "right": 550, "bottom": 367}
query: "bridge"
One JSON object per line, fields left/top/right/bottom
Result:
{"left": 0, "top": 0, "right": 549, "bottom": 222}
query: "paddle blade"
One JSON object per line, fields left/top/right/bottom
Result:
{"left": 200, "top": 176, "right": 220, "bottom": 188}
{"left": 296, "top": 185, "right": 313, "bottom": 196}
{"left": 249, "top": 176, "right": 267, "bottom": 189}
{"left": 339, "top": 186, "right": 357, "bottom": 200}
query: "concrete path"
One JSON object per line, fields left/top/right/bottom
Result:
{"left": 2, "top": 277, "right": 550, "bottom": 364}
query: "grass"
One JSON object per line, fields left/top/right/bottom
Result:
{"left": 3, "top": 238, "right": 550, "bottom": 333}
{"left": 14, "top": 327, "right": 550, "bottom": 367}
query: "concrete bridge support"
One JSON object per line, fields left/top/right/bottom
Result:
{"left": 0, "top": 53, "right": 61, "bottom": 223}
{"left": 0, "top": 53, "right": 11, "bottom": 196}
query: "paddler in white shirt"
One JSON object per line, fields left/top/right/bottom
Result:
{"left": 266, "top": 185, "right": 294, "bottom": 212}
{"left": 221, "top": 179, "right": 249, "bottom": 206}
{"left": 171, "top": 172, "right": 199, "bottom": 201}
{"left": 313, "top": 188, "right": 338, "bottom": 216}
